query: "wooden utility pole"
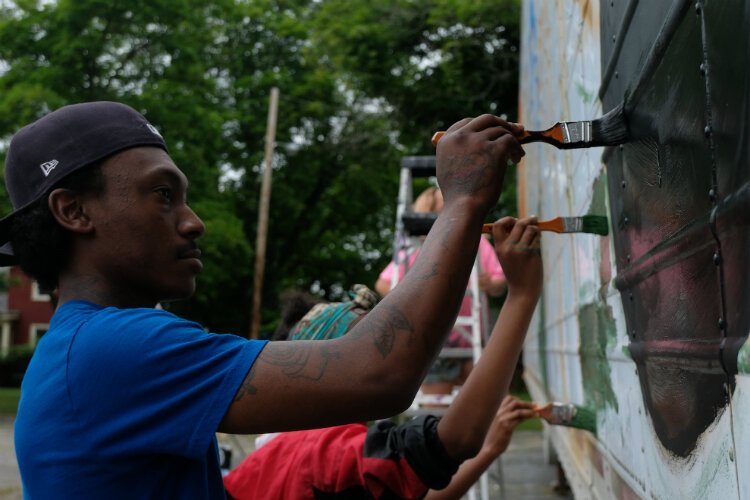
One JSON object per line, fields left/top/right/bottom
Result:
{"left": 250, "top": 87, "right": 279, "bottom": 339}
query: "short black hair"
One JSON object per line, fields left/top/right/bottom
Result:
{"left": 271, "top": 289, "right": 321, "bottom": 341}
{"left": 10, "top": 163, "right": 105, "bottom": 292}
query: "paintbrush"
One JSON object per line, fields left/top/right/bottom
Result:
{"left": 534, "top": 402, "right": 597, "bottom": 434}
{"left": 482, "top": 215, "right": 609, "bottom": 236}
{"left": 431, "top": 104, "right": 628, "bottom": 149}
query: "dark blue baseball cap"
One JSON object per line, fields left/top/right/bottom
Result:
{"left": 0, "top": 101, "right": 168, "bottom": 265}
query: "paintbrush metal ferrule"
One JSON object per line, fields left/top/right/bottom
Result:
{"left": 544, "top": 403, "right": 578, "bottom": 425}
{"left": 535, "top": 402, "right": 597, "bottom": 433}
{"left": 559, "top": 216, "right": 585, "bottom": 233}
{"left": 562, "top": 120, "right": 592, "bottom": 144}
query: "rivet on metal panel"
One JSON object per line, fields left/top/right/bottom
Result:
{"left": 699, "top": 63, "right": 706, "bottom": 76}
{"left": 718, "top": 317, "right": 725, "bottom": 330}
{"left": 619, "top": 144, "right": 624, "bottom": 151}
{"left": 713, "top": 252, "right": 721, "bottom": 265}
{"left": 709, "top": 188, "right": 716, "bottom": 201}
{"left": 626, "top": 254, "right": 631, "bottom": 263}
{"left": 704, "top": 125, "right": 712, "bottom": 137}
{"left": 729, "top": 448, "right": 735, "bottom": 462}
{"left": 623, "top": 216, "right": 629, "bottom": 225}
{"left": 615, "top": 71, "right": 619, "bottom": 79}
{"left": 621, "top": 180, "right": 626, "bottom": 189}
{"left": 612, "top": 35, "right": 616, "bottom": 42}
{"left": 695, "top": 2, "right": 702, "bottom": 15}
{"left": 629, "top": 293, "right": 634, "bottom": 301}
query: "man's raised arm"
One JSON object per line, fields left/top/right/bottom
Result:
{"left": 221, "top": 115, "right": 525, "bottom": 434}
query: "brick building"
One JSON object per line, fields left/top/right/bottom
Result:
{"left": 0, "top": 267, "right": 54, "bottom": 354}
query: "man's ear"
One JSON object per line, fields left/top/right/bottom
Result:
{"left": 47, "top": 188, "right": 94, "bottom": 234}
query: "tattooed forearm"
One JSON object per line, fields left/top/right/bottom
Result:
{"left": 353, "top": 303, "right": 413, "bottom": 358}
{"left": 260, "top": 342, "right": 341, "bottom": 382}
{"left": 415, "top": 262, "right": 439, "bottom": 282}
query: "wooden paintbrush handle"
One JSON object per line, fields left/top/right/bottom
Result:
{"left": 482, "top": 219, "right": 560, "bottom": 234}
{"left": 432, "top": 129, "right": 532, "bottom": 146}
{"left": 432, "top": 126, "right": 561, "bottom": 147}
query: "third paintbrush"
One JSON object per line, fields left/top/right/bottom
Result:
{"left": 482, "top": 215, "right": 609, "bottom": 236}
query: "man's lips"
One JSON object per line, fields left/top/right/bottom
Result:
{"left": 179, "top": 248, "right": 202, "bottom": 260}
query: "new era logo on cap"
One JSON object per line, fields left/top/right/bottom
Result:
{"left": 40, "top": 160, "right": 59, "bottom": 177}
{"left": 146, "top": 123, "right": 162, "bottom": 137}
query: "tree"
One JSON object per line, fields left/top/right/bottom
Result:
{"left": 0, "top": 0, "right": 520, "bottom": 336}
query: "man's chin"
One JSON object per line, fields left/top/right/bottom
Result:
{"left": 159, "top": 284, "right": 197, "bottom": 303}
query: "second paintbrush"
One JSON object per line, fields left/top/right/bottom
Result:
{"left": 482, "top": 215, "right": 609, "bottom": 236}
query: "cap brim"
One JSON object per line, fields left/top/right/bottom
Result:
{"left": 0, "top": 213, "right": 18, "bottom": 266}
{"left": 0, "top": 243, "right": 16, "bottom": 267}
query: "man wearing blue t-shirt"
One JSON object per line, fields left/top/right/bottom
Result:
{"left": 1, "top": 101, "right": 524, "bottom": 498}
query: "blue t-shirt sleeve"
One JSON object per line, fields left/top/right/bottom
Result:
{"left": 66, "top": 307, "right": 266, "bottom": 460}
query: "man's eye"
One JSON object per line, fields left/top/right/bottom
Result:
{"left": 156, "top": 188, "right": 172, "bottom": 201}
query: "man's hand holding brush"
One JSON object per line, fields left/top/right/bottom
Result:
{"left": 435, "top": 114, "right": 525, "bottom": 216}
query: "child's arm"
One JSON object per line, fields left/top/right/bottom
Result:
{"left": 436, "top": 216, "right": 543, "bottom": 461}
{"left": 425, "top": 396, "right": 536, "bottom": 500}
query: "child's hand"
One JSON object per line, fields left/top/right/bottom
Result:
{"left": 483, "top": 395, "right": 537, "bottom": 457}
{"left": 488, "top": 216, "right": 543, "bottom": 301}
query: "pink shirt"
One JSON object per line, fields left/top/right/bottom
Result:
{"left": 379, "top": 237, "right": 504, "bottom": 347}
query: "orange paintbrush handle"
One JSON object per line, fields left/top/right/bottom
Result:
{"left": 481, "top": 218, "right": 563, "bottom": 234}
{"left": 431, "top": 129, "right": 532, "bottom": 146}
{"left": 533, "top": 403, "right": 553, "bottom": 420}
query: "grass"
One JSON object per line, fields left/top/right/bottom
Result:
{"left": 0, "top": 387, "right": 20, "bottom": 415}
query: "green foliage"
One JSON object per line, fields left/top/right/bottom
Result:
{"left": 0, "top": 0, "right": 520, "bottom": 336}
{"left": 0, "top": 345, "right": 34, "bottom": 387}
{"left": 311, "top": 0, "right": 521, "bottom": 152}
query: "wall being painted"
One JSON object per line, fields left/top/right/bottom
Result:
{"left": 519, "top": 0, "right": 747, "bottom": 497}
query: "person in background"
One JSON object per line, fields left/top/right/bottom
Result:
{"left": 8, "top": 101, "right": 525, "bottom": 497}
{"left": 224, "top": 216, "right": 542, "bottom": 499}
{"left": 271, "top": 289, "right": 321, "bottom": 341}
{"left": 375, "top": 186, "right": 507, "bottom": 399}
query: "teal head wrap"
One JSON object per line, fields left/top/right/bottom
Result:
{"left": 288, "top": 284, "right": 378, "bottom": 341}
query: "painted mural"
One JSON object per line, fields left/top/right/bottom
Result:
{"left": 519, "top": 0, "right": 748, "bottom": 497}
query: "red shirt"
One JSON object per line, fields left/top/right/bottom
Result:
{"left": 224, "top": 416, "right": 458, "bottom": 499}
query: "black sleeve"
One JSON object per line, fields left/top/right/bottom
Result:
{"left": 363, "top": 415, "right": 461, "bottom": 490}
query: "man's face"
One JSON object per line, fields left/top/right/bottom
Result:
{"left": 84, "top": 147, "right": 205, "bottom": 306}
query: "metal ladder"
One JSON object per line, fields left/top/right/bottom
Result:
{"left": 389, "top": 156, "right": 499, "bottom": 500}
